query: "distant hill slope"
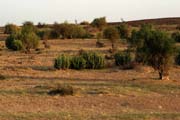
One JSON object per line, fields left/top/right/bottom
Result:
{"left": 109, "top": 17, "right": 180, "bottom": 26}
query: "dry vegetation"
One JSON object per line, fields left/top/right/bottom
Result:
{"left": 0, "top": 38, "right": 180, "bottom": 120}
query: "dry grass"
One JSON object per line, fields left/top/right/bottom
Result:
{"left": 0, "top": 39, "right": 180, "bottom": 120}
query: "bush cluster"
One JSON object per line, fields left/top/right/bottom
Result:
{"left": 37, "top": 29, "right": 51, "bottom": 40}
{"left": 52, "top": 23, "right": 91, "bottom": 39}
{"left": 54, "top": 52, "right": 105, "bottom": 70}
{"left": 5, "top": 22, "right": 40, "bottom": 52}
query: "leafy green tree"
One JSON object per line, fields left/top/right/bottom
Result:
{"left": 136, "top": 27, "right": 175, "bottom": 80}
{"left": 103, "top": 26, "right": 120, "bottom": 50}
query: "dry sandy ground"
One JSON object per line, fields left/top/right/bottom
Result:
{"left": 0, "top": 39, "right": 180, "bottom": 120}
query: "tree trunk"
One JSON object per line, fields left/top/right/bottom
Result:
{"left": 159, "top": 70, "right": 169, "bottom": 81}
{"left": 111, "top": 43, "right": 117, "bottom": 54}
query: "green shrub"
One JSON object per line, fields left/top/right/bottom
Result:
{"left": 114, "top": 52, "right": 132, "bottom": 66}
{"left": 71, "top": 56, "right": 86, "bottom": 70}
{"left": 81, "top": 51, "right": 105, "bottom": 69}
{"left": 54, "top": 54, "right": 71, "bottom": 69}
{"left": 12, "top": 40, "right": 23, "bottom": 51}
{"left": 48, "top": 84, "right": 74, "bottom": 96}
{"left": 5, "top": 34, "right": 22, "bottom": 50}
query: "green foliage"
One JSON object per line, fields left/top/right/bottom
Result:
{"left": 172, "top": 32, "right": 180, "bottom": 42}
{"left": 54, "top": 54, "right": 71, "bottom": 69}
{"left": 129, "top": 24, "right": 153, "bottom": 48}
{"left": 20, "top": 22, "right": 40, "bottom": 52}
{"left": 103, "top": 26, "right": 119, "bottom": 50}
{"left": 135, "top": 24, "right": 175, "bottom": 79}
{"left": 81, "top": 51, "right": 105, "bottom": 69}
{"left": 12, "top": 40, "right": 23, "bottom": 51}
{"left": 70, "top": 56, "right": 86, "bottom": 70}
{"left": 48, "top": 84, "right": 74, "bottom": 96}
{"left": 21, "top": 32, "right": 40, "bottom": 52}
{"left": 91, "top": 17, "right": 107, "bottom": 30}
{"left": 116, "top": 24, "right": 130, "bottom": 39}
{"left": 4, "top": 24, "right": 19, "bottom": 34}
{"left": 5, "top": 34, "right": 17, "bottom": 50}
{"left": 114, "top": 52, "right": 132, "bottom": 66}
{"left": 37, "top": 29, "right": 51, "bottom": 40}
{"left": 5, "top": 22, "right": 39, "bottom": 52}
{"left": 5, "top": 34, "right": 22, "bottom": 51}
{"left": 22, "top": 21, "right": 37, "bottom": 33}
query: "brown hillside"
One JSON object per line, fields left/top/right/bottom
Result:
{"left": 109, "top": 17, "right": 180, "bottom": 26}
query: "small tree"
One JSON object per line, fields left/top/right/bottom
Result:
{"left": 103, "top": 26, "right": 119, "bottom": 51}
{"left": 91, "top": 17, "right": 107, "bottom": 30}
{"left": 137, "top": 29, "right": 175, "bottom": 80}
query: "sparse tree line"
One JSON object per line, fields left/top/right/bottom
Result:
{"left": 3, "top": 17, "right": 180, "bottom": 80}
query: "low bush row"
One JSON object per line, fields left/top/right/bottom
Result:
{"left": 54, "top": 51, "right": 105, "bottom": 70}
